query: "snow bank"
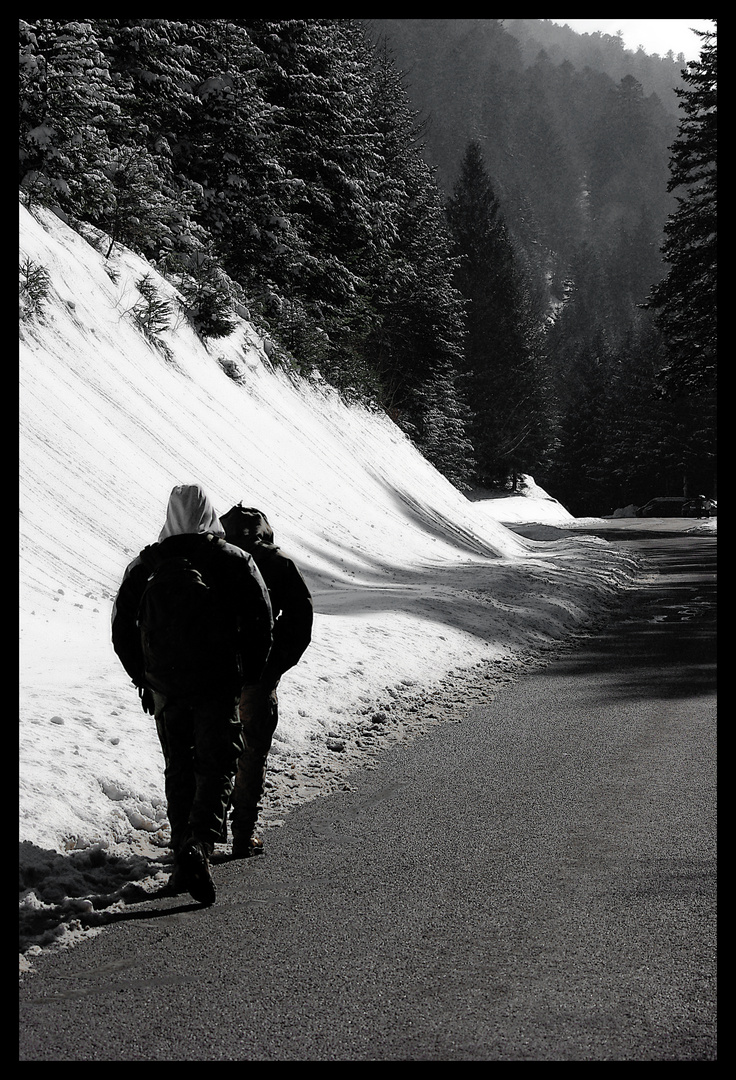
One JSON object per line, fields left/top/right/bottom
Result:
{"left": 19, "top": 198, "right": 640, "bottom": 962}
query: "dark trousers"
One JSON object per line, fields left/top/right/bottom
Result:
{"left": 154, "top": 690, "right": 244, "bottom": 853}
{"left": 230, "top": 682, "right": 280, "bottom": 839}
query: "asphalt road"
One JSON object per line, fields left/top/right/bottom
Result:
{"left": 18, "top": 524, "right": 716, "bottom": 1061}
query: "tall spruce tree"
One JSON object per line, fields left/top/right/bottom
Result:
{"left": 19, "top": 19, "right": 209, "bottom": 262}
{"left": 361, "top": 37, "right": 474, "bottom": 487}
{"left": 644, "top": 21, "right": 716, "bottom": 496}
{"left": 446, "top": 141, "right": 550, "bottom": 487}
{"left": 168, "top": 22, "right": 287, "bottom": 303}
{"left": 237, "top": 29, "right": 368, "bottom": 297}
{"left": 19, "top": 19, "right": 119, "bottom": 218}
{"left": 646, "top": 23, "right": 716, "bottom": 400}
{"left": 514, "top": 52, "right": 584, "bottom": 262}
{"left": 597, "top": 321, "right": 689, "bottom": 507}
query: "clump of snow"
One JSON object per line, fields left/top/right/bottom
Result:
{"left": 19, "top": 198, "right": 642, "bottom": 967}
{"left": 468, "top": 474, "right": 575, "bottom": 525}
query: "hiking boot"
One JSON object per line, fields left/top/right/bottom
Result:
{"left": 167, "top": 865, "right": 186, "bottom": 895}
{"left": 231, "top": 834, "right": 264, "bottom": 860}
{"left": 177, "top": 837, "right": 216, "bottom": 905}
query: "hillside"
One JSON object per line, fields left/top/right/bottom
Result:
{"left": 21, "top": 19, "right": 714, "bottom": 517}
{"left": 19, "top": 198, "right": 639, "bottom": 875}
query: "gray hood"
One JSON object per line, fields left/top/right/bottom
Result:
{"left": 158, "top": 483, "right": 225, "bottom": 540}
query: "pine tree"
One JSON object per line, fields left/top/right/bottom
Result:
{"left": 169, "top": 23, "right": 282, "bottom": 294}
{"left": 89, "top": 19, "right": 208, "bottom": 261}
{"left": 446, "top": 141, "right": 551, "bottom": 487}
{"left": 597, "top": 322, "right": 693, "bottom": 506}
{"left": 644, "top": 21, "right": 716, "bottom": 496}
{"left": 207, "top": 20, "right": 379, "bottom": 386}
{"left": 92, "top": 19, "right": 200, "bottom": 180}
{"left": 514, "top": 52, "right": 584, "bottom": 261}
{"left": 588, "top": 74, "right": 674, "bottom": 270}
{"left": 19, "top": 19, "right": 118, "bottom": 217}
{"left": 361, "top": 38, "right": 474, "bottom": 484}
{"left": 546, "top": 330, "right": 613, "bottom": 514}
{"left": 646, "top": 22, "right": 716, "bottom": 400}
{"left": 20, "top": 19, "right": 208, "bottom": 262}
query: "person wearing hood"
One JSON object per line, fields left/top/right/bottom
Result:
{"left": 219, "top": 504, "right": 313, "bottom": 858}
{"left": 112, "top": 484, "right": 272, "bottom": 904}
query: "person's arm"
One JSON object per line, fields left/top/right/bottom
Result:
{"left": 263, "top": 556, "right": 313, "bottom": 684}
{"left": 235, "top": 554, "right": 274, "bottom": 684}
{"left": 111, "top": 559, "right": 147, "bottom": 685}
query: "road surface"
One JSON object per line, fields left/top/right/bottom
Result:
{"left": 18, "top": 522, "right": 716, "bottom": 1060}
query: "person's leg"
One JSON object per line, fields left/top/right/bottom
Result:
{"left": 189, "top": 692, "right": 244, "bottom": 852}
{"left": 231, "top": 682, "right": 279, "bottom": 852}
{"left": 153, "top": 693, "right": 195, "bottom": 855}
{"left": 156, "top": 691, "right": 242, "bottom": 903}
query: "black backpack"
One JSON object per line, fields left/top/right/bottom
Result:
{"left": 137, "top": 551, "right": 241, "bottom": 697}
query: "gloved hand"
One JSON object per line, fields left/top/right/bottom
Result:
{"left": 138, "top": 686, "right": 155, "bottom": 715}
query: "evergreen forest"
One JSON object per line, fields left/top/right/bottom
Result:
{"left": 19, "top": 18, "right": 717, "bottom": 513}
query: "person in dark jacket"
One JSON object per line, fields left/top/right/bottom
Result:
{"left": 112, "top": 485, "right": 272, "bottom": 903}
{"left": 219, "top": 504, "right": 313, "bottom": 858}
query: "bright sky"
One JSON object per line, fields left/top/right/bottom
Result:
{"left": 550, "top": 19, "right": 714, "bottom": 60}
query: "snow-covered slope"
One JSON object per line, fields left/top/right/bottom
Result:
{"left": 19, "top": 198, "right": 637, "bottom": 864}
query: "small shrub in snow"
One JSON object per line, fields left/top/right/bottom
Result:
{"left": 19, "top": 257, "right": 51, "bottom": 320}
{"left": 176, "top": 260, "right": 237, "bottom": 341}
{"left": 129, "top": 274, "right": 173, "bottom": 360}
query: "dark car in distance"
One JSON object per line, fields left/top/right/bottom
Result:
{"left": 636, "top": 497, "right": 689, "bottom": 517}
{"left": 682, "top": 497, "right": 716, "bottom": 518}
{"left": 636, "top": 496, "right": 716, "bottom": 518}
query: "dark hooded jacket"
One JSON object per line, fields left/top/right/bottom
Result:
{"left": 219, "top": 505, "right": 313, "bottom": 687}
{"left": 112, "top": 485, "right": 272, "bottom": 690}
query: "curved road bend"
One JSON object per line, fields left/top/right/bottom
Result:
{"left": 19, "top": 524, "right": 716, "bottom": 1061}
